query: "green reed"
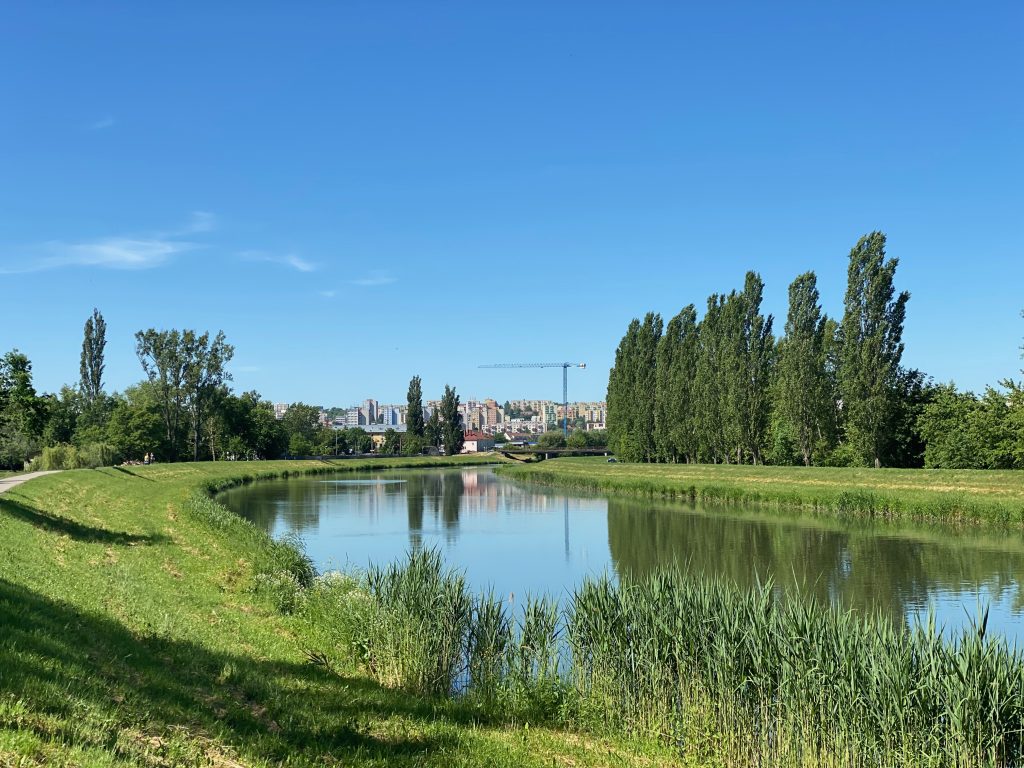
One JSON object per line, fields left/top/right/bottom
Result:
{"left": 328, "top": 549, "right": 1024, "bottom": 765}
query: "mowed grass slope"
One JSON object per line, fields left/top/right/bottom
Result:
{"left": 499, "top": 458, "right": 1024, "bottom": 523}
{"left": 0, "top": 458, "right": 669, "bottom": 767}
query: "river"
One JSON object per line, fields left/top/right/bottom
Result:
{"left": 218, "top": 466, "right": 1024, "bottom": 642}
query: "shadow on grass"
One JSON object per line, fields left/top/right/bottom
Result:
{"left": 0, "top": 498, "right": 170, "bottom": 546}
{"left": 108, "top": 466, "right": 156, "bottom": 481}
{"left": 0, "top": 579, "right": 468, "bottom": 765}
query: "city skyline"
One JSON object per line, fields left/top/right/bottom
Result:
{"left": 278, "top": 396, "right": 607, "bottom": 436}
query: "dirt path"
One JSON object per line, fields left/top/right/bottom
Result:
{"left": 0, "top": 470, "right": 61, "bottom": 495}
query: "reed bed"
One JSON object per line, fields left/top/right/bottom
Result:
{"left": 316, "top": 548, "right": 1024, "bottom": 767}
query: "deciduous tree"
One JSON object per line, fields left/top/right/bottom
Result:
{"left": 838, "top": 232, "right": 910, "bottom": 468}
{"left": 439, "top": 385, "right": 464, "bottom": 456}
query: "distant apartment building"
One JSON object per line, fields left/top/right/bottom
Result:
{"left": 273, "top": 403, "right": 289, "bottom": 420}
{"left": 483, "top": 399, "right": 502, "bottom": 427}
{"left": 485, "top": 417, "right": 545, "bottom": 436}
{"left": 538, "top": 402, "right": 558, "bottom": 427}
{"left": 380, "top": 404, "right": 404, "bottom": 426}
{"left": 341, "top": 407, "right": 362, "bottom": 427}
{"left": 363, "top": 399, "right": 378, "bottom": 424}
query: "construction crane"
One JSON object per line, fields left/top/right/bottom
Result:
{"left": 478, "top": 362, "right": 586, "bottom": 437}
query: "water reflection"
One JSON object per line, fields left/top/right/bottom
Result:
{"left": 607, "top": 497, "right": 1024, "bottom": 630}
{"left": 219, "top": 467, "right": 1024, "bottom": 642}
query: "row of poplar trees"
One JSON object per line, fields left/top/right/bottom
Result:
{"left": 607, "top": 232, "right": 911, "bottom": 467}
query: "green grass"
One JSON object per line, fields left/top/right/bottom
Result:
{"left": 498, "top": 458, "right": 1024, "bottom": 524}
{"left": 0, "top": 457, "right": 673, "bottom": 767}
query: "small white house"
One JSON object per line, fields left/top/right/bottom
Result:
{"left": 462, "top": 431, "right": 495, "bottom": 453}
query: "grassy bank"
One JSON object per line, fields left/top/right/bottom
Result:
{"left": 498, "top": 458, "right": 1024, "bottom": 524}
{"left": 0, "top": 457, "right": 669, "bottom": 767}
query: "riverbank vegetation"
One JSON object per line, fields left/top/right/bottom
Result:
{"left": 7, "top": 461, "right": 1024, "bottom": 765}
{"left": 607, "top": 232, "right": 1024, "bottom": 469}
{"left": 328, "top": 547, "right": 1024, "bottom": 766}
{"left": 498, "top": 458, "right": 1024, "bottom": 524}
{"left": 0, "top": 457, "right": 675, "bottom": 767}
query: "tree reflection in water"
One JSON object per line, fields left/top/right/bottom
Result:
{"left": 606, "top": 497, "right": 1024, "bottom": 627}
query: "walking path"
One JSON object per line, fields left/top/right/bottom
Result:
{"left": 0, "top": 471, "right": 61, "bottom": 495}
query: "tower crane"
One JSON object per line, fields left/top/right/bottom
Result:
{"left": 478, "top": 362, "right": 586, "bottom": 437}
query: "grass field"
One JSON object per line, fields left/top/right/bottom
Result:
{"left": 498, "top": 458, "right": 1024, "bottom": 524}
{"left": 0, "top": 456, "right": 671, "bottom": 767}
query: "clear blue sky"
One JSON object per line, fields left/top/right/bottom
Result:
{"left": 2, "top": 3, "right": 1021, "bottom": 406}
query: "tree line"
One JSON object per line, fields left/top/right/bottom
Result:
{"left": 0, "top": 316, "right": 479, "bottom": 469}
{"left": 607, "top": 232, "right": 1024, "bottom": 468}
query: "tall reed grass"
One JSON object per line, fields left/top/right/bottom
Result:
{"left": 313, "top": 548, "right": 1024, "bottom": 766}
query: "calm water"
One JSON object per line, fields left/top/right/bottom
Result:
{"left": 219, "top": 466, "right": 1024, "bottom": 643}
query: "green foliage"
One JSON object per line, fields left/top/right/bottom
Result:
{"left": 289, "top": 433, "right": 313, "bottom": 456}
{"left": 603, "top": 234, "right": 977, "bottom": 469}
{"left": 79, "top": 308, "right": 106, "bottom": 406}
{"left": 565, "top": 431, "right": 587, "bottom": 448}
{"left": 775, "top": 272, "right": 832, "bottom": 465}
{"left": 400, "top": 433, "right": 426, "bottom": 456}
{"left": 537, "top": 431, "right": 567, "bottom": 448}
{"left": 364, "top": 548, "right": 472, "bottom": 695}
{"left": 439, "top": 385, "right": 464, "bottom": 456}
{"left": 607, "top": 314, "right": 661, "bottom": 462}
{"left": 135, "top": 327, "right": 234, "bottom": 461}
{"left": 919, "top": 382, "right": 1024, "bottom": 469}
{"left": 31, "top": 443, "right": 83, "bottom": 470}
{"left": 379, "top": 428, "right": 402, "bottom": 455}
{"left": 424, "top": 409, "right": 442, "bottom": 448}
{"left": 654, "top": 305, "right": 698, "bottom": 463}
{"left": 405, "top": 375, "right": 424, "bottom": 437}
{"left": 0, "top": 350, "right": 45, "bottom": 469}
{"left": 344, "top": 427, "right": 372, "bottom": 454}
{"left": 838, "top": 232, "right": 910, "bottom": 467}
{"left": 104, "top": 383, "right": 165, "bottom": 461}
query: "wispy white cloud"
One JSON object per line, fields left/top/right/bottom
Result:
{"left": 349, "top": 271, "right": 396, "bottom": 287}
{"left": 180, "top": 211, "right": 216, "bottom": 234}
{"left": 286, "top": 254, "right": 316, "bottom": 272}
{"left": 0, "top": 213, "right": 211, "bottom": 274}
{"left": 240, "top": 250, "right": 317, "bottom": 273}
{"left": 87, "top": 116, "right": 115, "bottom": 130}
{"left": 320, "top": 289, "right": 337, "bottom": 299}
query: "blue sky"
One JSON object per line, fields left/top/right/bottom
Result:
{"left": 2, "top": 3, "right": 1021, "bottom": 406}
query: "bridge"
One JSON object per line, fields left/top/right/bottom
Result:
{"left": 497, "top": 447, "right": 612, "bottom": 462}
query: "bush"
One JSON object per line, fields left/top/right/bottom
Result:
{"left": 78, "top": 442, "right": 118, "bottom": 468}
{"left": 34, "top": 443, "right": 83, "bottom": 470}
{"left": 537, "top": 431, "right": 567, "bottom": 449}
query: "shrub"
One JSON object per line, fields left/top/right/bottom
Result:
{"left": 35, "top": 443, "right": 83, "bottom": 470}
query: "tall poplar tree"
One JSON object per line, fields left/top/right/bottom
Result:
{"left": 406, "top": 375, "right": 425, "bottom": 437}
{"left": 694, "top": 295, "right": 727, "bottom": 462}
{"left": 607, "top": 319, "right": 640, "bottom": 458}
{"left": 439, "top": 384, "right": 464, "bottom": 456}
{"left": 838, "top": 232, "right": 910, "bottom": 468}
{"left": 777, "top": 272, "right": 829, "bottom": 465}
{"left": 80, "top": 308, "right": 107, "bottom": 406}
{"left": 633, "top": 312, "right": 663, "bottom": 462}
{"left": 735, "top": 272, "right": 774, "bottom": 464}
{"left": 655, "top": 305, "right": 699, "bottom": 463}
{"left": 670, "top": 306, "right": 700, "bottom": 463}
